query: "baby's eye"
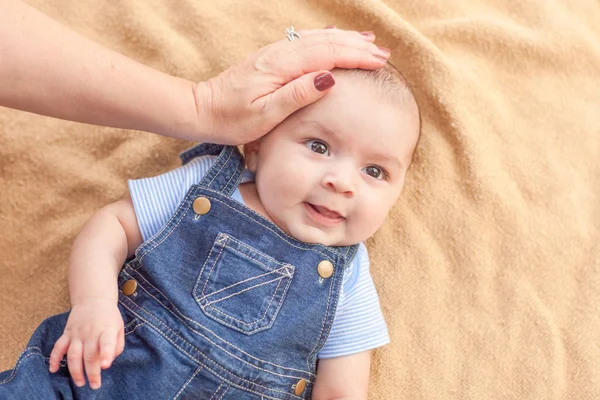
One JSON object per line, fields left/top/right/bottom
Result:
{"left": 306, "top": 140, "right": 329, "bottom": 156}
{"left": 363, "top": 165, "right": 385, "bottom": 180}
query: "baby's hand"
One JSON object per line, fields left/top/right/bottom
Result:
{"left": 49, "top": 299, "right": 125, "bottom": 390}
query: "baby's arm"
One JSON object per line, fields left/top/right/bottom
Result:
{"left": 68, "top": 197, "right": 142, "bottom": 306}
{"left": 312, "top": 350, "right": 371, "bottom": 400}
{"left": 48, "top": 197, "right": 142, "bottom": 389}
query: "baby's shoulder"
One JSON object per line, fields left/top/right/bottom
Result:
{"left": 351, "top": 242, "right": 370, "bottom": 267}
{"left": 343, "top": 242, "right": 370, "bottom": 288}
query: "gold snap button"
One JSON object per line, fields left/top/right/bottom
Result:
{"left": 294, "top": 378, "right": 307, "bottom": 395}
{"left": 193, "top": 197, "right": 211, "bottom": 215}
{"left": 317, "top": 260, "right": 334, "bottom": 279}
{"left": 122, "top": 279, "right": 138, "bottom": 296}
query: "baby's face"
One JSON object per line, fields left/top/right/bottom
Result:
{"left": 248, "top": 74, "right": 420, "bottom": 246}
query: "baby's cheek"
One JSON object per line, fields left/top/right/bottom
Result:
{"left": 350, "top": 205, "right": 388, "bottom": 242}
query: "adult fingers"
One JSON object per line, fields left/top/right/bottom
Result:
{"left": 261, "top": 70, "right": 335, "bottom": 127}
{"left": 262, "top": 30, "right": 389, "bottom": 79}
{"left": 295, "top": 27, "right": 376, "bottom": 43}
{"left": 49, "top": 334, "right": 71, "bottom": 373}
{"left": 83, "top": 339, "right": 102, "bottom": 389}
{"left": 67, "top": 339, "right": 85, "bottom": 387}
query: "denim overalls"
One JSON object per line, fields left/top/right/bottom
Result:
{"left": 0, "top": 144, "right": 358, "bottom": 399}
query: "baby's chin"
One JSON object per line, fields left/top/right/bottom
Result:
{"left": 286, "top": 226, "right": 365, "bottom": 248}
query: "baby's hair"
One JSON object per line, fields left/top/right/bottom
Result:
{"left": 332, "top": 63, "right": 422, "bottom": 166}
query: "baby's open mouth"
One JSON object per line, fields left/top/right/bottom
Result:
{"left": 305, "top": 203, "right": 345, "bottom": 224}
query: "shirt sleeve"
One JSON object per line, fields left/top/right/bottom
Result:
{"left": 127, "top": 155, "right": 218, "bottom": 242}
{"left": 318, "top": 242, "right": 390, "bottom": 359}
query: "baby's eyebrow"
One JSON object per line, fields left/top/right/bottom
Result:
{"left": 301, "top": 120, "right": 340, "bottom": 141}
{"left": 371, "top": 153, "right": 404, "bottom": 170}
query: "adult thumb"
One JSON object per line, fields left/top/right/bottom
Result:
{"left": 266, "top": 71, "right": 335, "bottom": 123}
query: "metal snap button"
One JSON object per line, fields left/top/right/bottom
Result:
{"left": 317, "top": 260, "right": 334, "bottom": 279}
{"left": 294, "top": 378, "right": 307, "bottom": 395}
{"left": 122, "top": 279, "right": 138, "bottom": 296}
{"left": 193, "top": 197, "right": 211, "bottom": 215}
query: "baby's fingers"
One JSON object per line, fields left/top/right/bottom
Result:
{"left": 83, "top": 339, "right": 102, "bottom": 389}
{"left": 49, "top": 334, "right": 71, "bottom": 373}
{"left": 115, "top": 326, "right": 125, "bottom": 357}
{"left": 67, "top": 339, "right": 86, "bottom": 387}
{"left": 99, "top": 328, "right": 120, "bottom": 369}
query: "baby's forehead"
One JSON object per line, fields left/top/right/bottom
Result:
{"left": 334, "top": 67, "right": 415, "bottom": 101}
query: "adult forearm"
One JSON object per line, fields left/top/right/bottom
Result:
{"left": 68, "top": 209, "right": 129, "bottom": 306}
{"left": 0, "top": 0, "right": 202, "bottom": 140}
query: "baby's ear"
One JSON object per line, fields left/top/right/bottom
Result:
{"left": 243, "top": 140, "right": 261, "bottom": 172}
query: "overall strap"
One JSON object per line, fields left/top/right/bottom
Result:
{"left": 179, "top": 143, "right": 244, "bottom": 197}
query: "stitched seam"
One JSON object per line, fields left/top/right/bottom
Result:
{"left": 200, "top": 264, "right": 292, "bottom": 302}
{"left": 0, "top": 351, "right": 47, "bottom": 385}
{"left": 123, "top": 318, "right": 137, "bottom": 330}
{"left": 223, "top": 246, "right": 294, "bottom": 276}
{"left": 173, "top": 365, "right": 204, "bottom": 400}
{"left": 202, "top": 235, "right": 228, "bottom": 295}
{"left": 120, "top": 270, "right": 312, "bottom": 377}
{"left": 208, "top": 381, "right": 224, "bottom": 400}
{"left": 229, "top": 238, "right": 288, "bottom": 266}
{"left": 307, "top": 269, "right": 335, "bottom": 369}
{"left": 198, "top": 234, "right": 292, "bottom": 300}
{"left": 217, "top": 384, "right": 229, "bottom": 400}
{"left": 202, "top": 272, "right": 284, "bottom": 306}
{"left": 304, "top": 250, "right": 356, "bottom": 368}
{"left": 217, "top": 244, "right": 288, "bottom": 275}
{"left": 222, "top": 153, "right": 241, "bottom": 195}
{"left": 199, "top": 360, "right": 285, "bottom": 400}
{"left": 124, "top": 321, "right": 145, "bottom": 336}
{"left": 207, "top": 148, "right": 233, "bottom": 187}
{"left": 195, "top": 232, "right": 223, "bottom": 297}
{"left": 204, "top": 277, "right": 285, "bottom": 329}
{"left": 119, "top": 300, "right": 304, "bottom": 398}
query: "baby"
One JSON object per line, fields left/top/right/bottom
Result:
{"left": 0, "top": 65, "right": 420, "bottom": 399}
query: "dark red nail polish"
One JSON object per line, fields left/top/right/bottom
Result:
{"left": 314, "top": 73, "right": 335, "bottom": 91}
{"left": 324, "top": 25, "right": 336, "bottom": 29}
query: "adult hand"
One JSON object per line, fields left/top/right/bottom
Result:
{"left": 196, "top": 27, "right": 391, "bottom": 145}
{"left": 0, "top": 1, "right": 390, "bottom": 143}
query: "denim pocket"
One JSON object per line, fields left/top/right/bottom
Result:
{"left": 194, "top": 232, "right": 295, "bottom": 335}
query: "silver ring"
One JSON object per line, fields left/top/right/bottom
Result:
{"left": 285, "top": 26, "right": 301, "bottom": 42}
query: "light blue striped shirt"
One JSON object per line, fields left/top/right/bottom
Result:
{"left": 128, "top": 155, "right": 390, "bottom": 358}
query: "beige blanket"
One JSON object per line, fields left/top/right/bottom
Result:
{"left": 1, "top": 0, "right": 599, "bottom": 398}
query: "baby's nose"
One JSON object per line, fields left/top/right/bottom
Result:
{"left": 322, "top": 170, "right": 356, "bottom": 197}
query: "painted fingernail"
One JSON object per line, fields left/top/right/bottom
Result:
{"left": 314, "top": 73, "right": 335, "bottom": 91}
{"left": 324, "top": 25, "right": 336, "bottom": 29}
{"left": 377, "top": 46, "right": 391, "bottom": 55}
